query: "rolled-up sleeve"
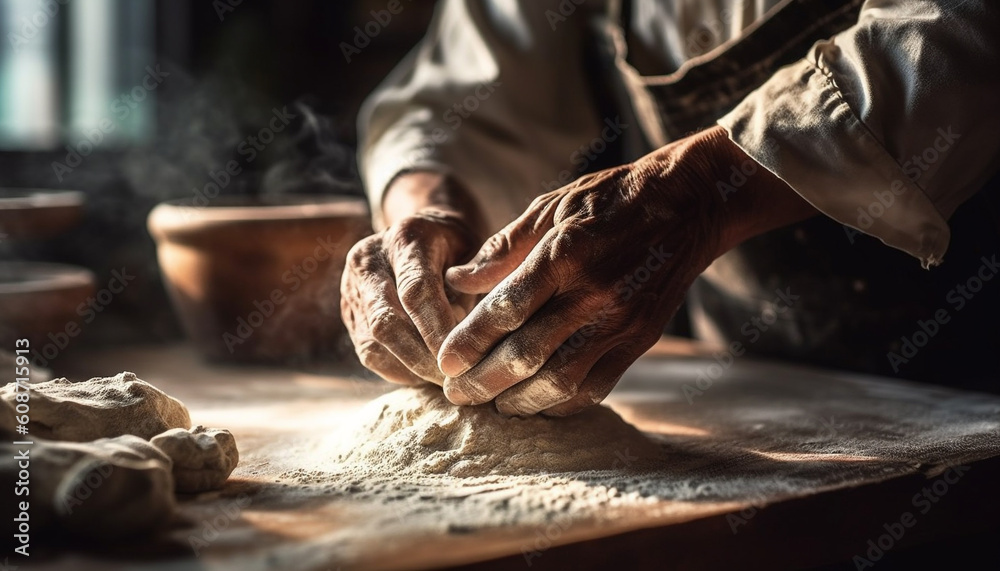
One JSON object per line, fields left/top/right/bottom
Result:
{"left": 357, "top": 0, "right": 604, "bottom": 233}
{"left": 718, "top": 0, "right": 1000, "bottom": 268}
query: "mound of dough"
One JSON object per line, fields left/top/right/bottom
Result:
{"left": 1, "top": 435, "right": 175, "bottom": 538}
{"left": 334, "top": 386, "right": 663, "bottom": 477}
{"left": 0, "top": 371, "right": 191, "bottom": 441}
{"left": 152, "top": 426, "right": 239, "bottom": 493}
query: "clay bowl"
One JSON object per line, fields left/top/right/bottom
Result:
{"left": 147, "top": 195, "right": 372, "bottom": 364}
{"left": 0, "top": 189, "right": 85, "bottom": 239}
{"left": 0, "top": 263, "right": 97, "bottom": 351}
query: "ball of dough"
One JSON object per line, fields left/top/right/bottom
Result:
{"left": 151, "top": 426, "right": 239, "bottom": 492}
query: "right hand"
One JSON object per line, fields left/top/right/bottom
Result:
{"left": 341, "top": 206, "right": 479, "bottom": 385}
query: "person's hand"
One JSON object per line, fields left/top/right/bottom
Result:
{"left": 436, "top": 125, "right": 816, "bottom": 416}
{"left": 341, "top": 173, "right": 481, "bottom": 385}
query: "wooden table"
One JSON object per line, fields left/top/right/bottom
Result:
{"left": 31, "top": 340, "right": 1000, "bottom": 570}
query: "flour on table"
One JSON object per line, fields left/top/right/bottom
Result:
{"left": 274, "top": 386, "right": 680, "bottom": 537}
{"left": 333, "top": 385, "right": 663, "bottom": 477}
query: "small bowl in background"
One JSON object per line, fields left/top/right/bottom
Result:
{"left": 0, "top": 189, "right": 85, "bottom": 240}
{"left": 147, "top": 195, "right": 372, "bottom": 364}
{"left": 0, "top": 263, "right": 97, "bottom": 350}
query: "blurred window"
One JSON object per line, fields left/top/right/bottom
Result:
{"left": 0, "top": 0, "right": 154, "bottom": 150}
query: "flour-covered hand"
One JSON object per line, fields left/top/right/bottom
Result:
{"left": 437, "top": 126, "right": 816, "bottom": 416}
{"left": 341, "top": 186, "right": 480, "bottom": 385}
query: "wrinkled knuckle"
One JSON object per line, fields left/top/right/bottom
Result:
{"left": 347, "top": 236, "right": 387, "bottom": 274}
{"left": 346, "top": 241, "right": 368, "bottom": 269}
{"left": 484, "top": 290, "right": 514, "bottom": 314}
{"left": 368, "top": 308, "right": 402, "bottom": 342}
{"left": 584, "top": 298, "right": 626, "bottom": 329}
{"left": 548, "top": 228, "right": 586, "bottom": 267}
{"left": 529, "top": 193, "right": 556, "bottom": 210}
{"left": 396, "top": 274, "right": 432, "bottom": 309}
{"left": 482, "top": 291, "right": 521, "bottom": 332}
{"left": 546, "top": 372, "right": 579, "bottom": 400}
{"left": 479, "top": 231, "right": 512, "bottom": 261}
{"left": 392, "top": 216, "right": 435, "bottom": 245}
{"left": 499, "top": 342, "right": 545, "bottom": 378}
{"left": 355, "top": 340, "right": 384, "bottom": 370}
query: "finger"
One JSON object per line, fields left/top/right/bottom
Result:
{"left": 359, "top": 276, "right": 445, "bottom": 384}
{"left": 437, "top": 226, "right": 567, "bottom": 378}
{"left": 341, "top": 299, "right": 425, "bottom": 386}
{"left": 443, "top": 293, "right": 606, "bottom": 405}
{"left": 354, "top": 339, "right": 426, "bottom": 386}
{"left": 389, "top": 222, "right": 459, "bottom": 355}
{"left": 540, "top": 341, "right": 652, "bottom": 416}
{"left": 445, "top": 194, "right": 559, "bottom": 294}
{"left": 492, "top": 338, "right": 610, "bottom": 416}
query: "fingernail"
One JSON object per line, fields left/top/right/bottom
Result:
{"left": 444, "top": 379, "right": 473, "bottom": 405}
{"left": 495, "top": 398, "right": 530, "bottom": 418}
{"left": 439, "top": 351, "right": 469, "bottom": 377}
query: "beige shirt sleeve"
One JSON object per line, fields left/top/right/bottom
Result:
{"left": 357, "top": 0, "right": 605, "bottom": 234}
{"left": 718, "top": 0, "right": 1000, "bottom": 268}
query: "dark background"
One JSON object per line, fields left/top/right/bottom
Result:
{"left": 0, "top": 0, "right": 438, "bottom": 348}
{"left": 1, "top": 0, "right": 997, "bottom": 390}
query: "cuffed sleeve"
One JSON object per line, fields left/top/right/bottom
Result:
{"left": 719, "top": 0, "right": 1000, "bottom": 268}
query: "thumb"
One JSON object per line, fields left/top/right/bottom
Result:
{"left": 446, "top": 198, "right": 556, "bottom": 294}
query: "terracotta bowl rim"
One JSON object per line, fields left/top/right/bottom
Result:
{"left": 148, "top": 194, "right": 370, "bottom": 235}
{"left": 0, "top": 189, "right": 84, "bottom": 210}
{"left": 0, "top": 262, "right": 96, "bottom": 295}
